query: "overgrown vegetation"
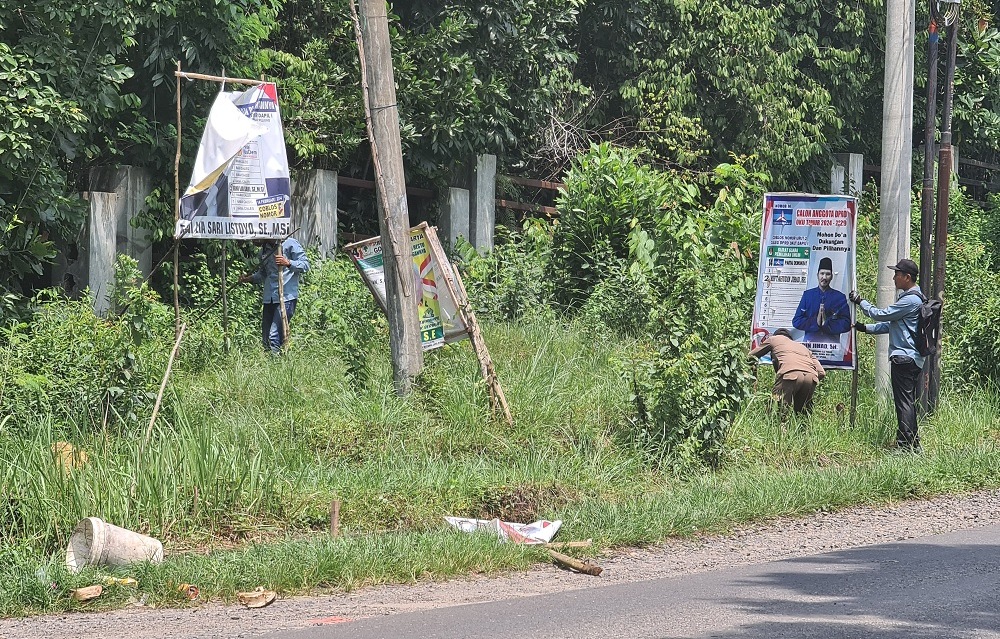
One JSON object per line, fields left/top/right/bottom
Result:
{"left": 4, "top": 0, "right": 1000, "bottom": 622}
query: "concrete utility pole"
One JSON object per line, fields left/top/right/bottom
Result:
{"left": 356, "top": 0, "right": 423, "bottom": 393}
{"left": 876, "top": 0, "right": 917, "bottom": 392}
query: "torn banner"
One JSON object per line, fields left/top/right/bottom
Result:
{"left": 445, "top": 517, "right": 561, "bottom": 545}
{"left": 176, "top": 82, "right": 292, "bottom": 240}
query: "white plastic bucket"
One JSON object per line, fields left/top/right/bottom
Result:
{"left": 65, "top": 517, "right": 164, "bottom": 573}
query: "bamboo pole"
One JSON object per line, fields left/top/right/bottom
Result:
{"left": 173, "top": 70, "right": 266, "bottom": 86}
{"left": 142, "top": 322, "right": 187, "bottom": 455}
{"left": 173, "top": 61, "right": 182, "bottom": 337}
{"left": 424, "top": 225, "right": 513, "bottom": 425}
{"left": 222, "top": 241, "right": 229, "bottom": 353}
{"left": 276, "top": 241, "right": 290, "bottom": 350}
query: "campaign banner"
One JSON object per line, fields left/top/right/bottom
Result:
{"left": 346, "top": 224, "right": 468, "bottom": 350}
{"left": 176, "top": 82, "right": 292, "bottom": 240}
{"left": 751, "top": 193, "right": 857, "bottom": 369}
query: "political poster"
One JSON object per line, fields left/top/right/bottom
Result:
{"left": 345, "top": 224, "right": 468, "bottom": 350}
{"left": 751, "top": 193, "right": 857, "bottom": 370}
{"left": 176, "top": 82, "right": 292, "bottom": 240}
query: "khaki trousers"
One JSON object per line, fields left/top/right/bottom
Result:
{"left": 773, "top": 371, "right": 819, "bottom": 414}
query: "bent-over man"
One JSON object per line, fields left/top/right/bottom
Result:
{"left": 749, "top": 328, "right": 827, "bottom": 414}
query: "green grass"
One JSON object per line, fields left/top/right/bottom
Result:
{"left": 2, "top": 318, "right": 1000, "bottom": 617}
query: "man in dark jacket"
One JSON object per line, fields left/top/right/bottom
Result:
{"left": 850, "top": 258, "right": 926, "bottom": 452}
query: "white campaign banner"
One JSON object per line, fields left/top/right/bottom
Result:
{"left": 444, "top": 517, "right": 562, "bottom": 545}
{"left": 176, "top": 82, "right": 292, "bottom": 240}
{"left": 751, "top": 193, "right": 858, "bottom": 370}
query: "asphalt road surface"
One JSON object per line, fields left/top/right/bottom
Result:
{"left": 267, "top": 526, "right": 1000, "bottom": 639}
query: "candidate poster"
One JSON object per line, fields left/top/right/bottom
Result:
{"left": 176, "top": 82, "right": 292, "bottom": 240}
{"left": 751, "top": 193, "right": 857, "bottom": 369}
{"left": 346, "top": 224, "right": 468, "bottom": 350}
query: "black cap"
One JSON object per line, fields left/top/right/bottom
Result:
{"left": 887, "top": 258, "right": 918, "bottom": 279}
{"left": 818, "top": 257, "right": 833, "bottom": 272}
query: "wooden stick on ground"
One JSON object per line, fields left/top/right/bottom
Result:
{"left": 543, "top": 539, "right": 593, "bottom": 549}
{"left": 547, "top": 549, "right": 603, "bottom": 576}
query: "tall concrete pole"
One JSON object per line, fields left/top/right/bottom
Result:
{"left": 876, "top": 0, "right": 916, "bottom": 392}
{"left": 354, "top": 0, "right": 423, "bottom": 394}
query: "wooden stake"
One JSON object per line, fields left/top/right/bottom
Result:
{"left": 423, "top": 225, "right": 513, "bottom": 425}
{"left": 547, "top": 549, "right": 603, "bottom": 576}
{"left": 173, "top": 61, "right": 182, "bottom": 337}
{"left": 276, "top": 242, "right": 290, "bottom": 349}
{"left": 142, "top": 322, "right": 187, "bottom": 455}
{"left": 330, "top": 500, "right": 341, "bottom": 538}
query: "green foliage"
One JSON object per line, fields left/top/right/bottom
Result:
{"left": 455, "top": 220, "right": 554, "bottom": 321}
{"left": 549, "top": 143, "right": 693, "bottom": 309}
{"left": 633, "top": 253, "right": 757, "bottom": 469}
{"left": 293, "top": 253, "right": 386, "bottom": 383}
{"left": 0, "top": 256, "right": 171, "bottom": 434}
{"left": 631, "top": 160, "right": 764, "bottom": 466}
{"left": 942, "top": 191, "right": 1000, "bottom": 385}
{"left": 954, "top": 9, "right": 1000, "bottom": 165}
{"left": 619, "top": 0, "right": 883, "bottom": 183}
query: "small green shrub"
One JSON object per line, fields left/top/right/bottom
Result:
{"left": 455, "top": 219, "right": 555, "bottom": 322}
{"left": 293, "top": 252, "right": 386, "bottom": 383}
{"left": 633, "top": 253, "right": 756, "bottom": 468}
{"left": 548, "top": 143, "right": 695, "bottom": 310}
{"left": 942, "top": 192, "right": 1000, "bottom": 385}
{"left": 0, "top": 256, "right": 172, "bottom": 434}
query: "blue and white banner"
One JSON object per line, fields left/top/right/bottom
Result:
{"left": 751, "top": 193, "right": 858, "bottom": 370}
{"left": 176, "top": 82, "right": 292, "bottom": 239}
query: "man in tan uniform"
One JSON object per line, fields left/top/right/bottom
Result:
{"left": 748, "top": 328, "right": 826, "bottom": 414}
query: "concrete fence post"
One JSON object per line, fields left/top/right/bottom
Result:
{"left": 831, "top": 153, "right": 864, "bottom": 196}
{"left": 438, "top": 187, "right": 470, "bottom": 251}
{"left": 291, "top": 169, "right": 339, "bottom": 256}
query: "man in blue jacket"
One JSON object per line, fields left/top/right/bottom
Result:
{"left": 240, "top": 237, "right": 310, "bottom": 353}
{"left": 792, "top": 257, "right": 852, "bottom": 344}
{"left": 850, "top": 258, "right": 925, "bottom": 452}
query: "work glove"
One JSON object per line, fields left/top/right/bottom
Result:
{"left": 848, "top": 290, "right": 862, "bottom": 304}
{"left": 854, "top": 321, "right": 867, "bottom": 334}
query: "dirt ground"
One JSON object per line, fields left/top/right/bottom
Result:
{"left": 3, "top": 488, "right": 999, "bottom": 639}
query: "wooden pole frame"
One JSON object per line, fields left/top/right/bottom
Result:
{"left": 348, "top": 0, "right": 411, "bottom": 299}
{"left": 174, "top": 70, "right": 267, "bottom": 86}
{"left": 850, "top": 328, "right": 859, "bottom": 429}
{"left": 174, "top": 61, "right": 183, "bottom": 338}
{"left": 424, "top": 225, "right": 513, "bottom": 425}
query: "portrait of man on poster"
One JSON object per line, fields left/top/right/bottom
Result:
{"left": 792, "top": 256, "right": 852, "bottom": 344}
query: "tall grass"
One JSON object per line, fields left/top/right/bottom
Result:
{"left": 3, "top": 318, "right": 1000, "bottom": 616}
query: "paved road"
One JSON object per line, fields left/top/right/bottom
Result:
{"left": 268, "top": 526, "right": 1000, "bottom": 639}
